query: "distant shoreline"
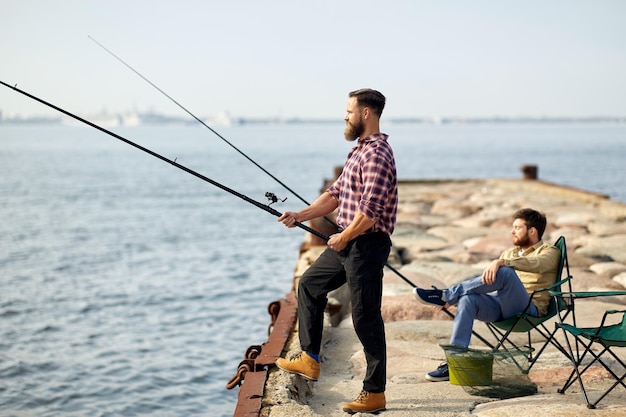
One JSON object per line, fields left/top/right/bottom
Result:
{"left": 1, "top": 113, "right": 625, "bottom": 127}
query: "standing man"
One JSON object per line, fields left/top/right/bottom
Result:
{"left": 414, "top": 208, "right": 560, "bottom": 381}
{"left": 276, "top": 88, "right": 397, "bottom": 414}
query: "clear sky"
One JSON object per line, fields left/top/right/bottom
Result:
{"left": 1, "top": 0, "right": 625, "bottom": 119}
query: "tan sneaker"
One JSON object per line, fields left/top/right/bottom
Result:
{"left": 342, "top": 390, "right": 386, "bottom": 414}
{"left": 275, "top": 352, "right": 320, "bottom": 381}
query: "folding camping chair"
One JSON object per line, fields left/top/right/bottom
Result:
{"left": 479, "top": 236, "right": 574, "bottom": 372}
{"left": 552, "top": 291, "right": 626, "bottom": 409}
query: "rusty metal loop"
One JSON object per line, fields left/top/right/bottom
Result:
{"left": 245, "top": 345, "right": 263, "bottom": 360}
{"left": 267, "top": 300, "right": 281, "bottom": 326}
{"left": 225, "top": 373, "right": 240, "bottom": 390}
{"left": 267, "top": 300, "right": 282, "bottom": 336}
{"left": 225, "top": 361, "right": 252, "bottom": 390}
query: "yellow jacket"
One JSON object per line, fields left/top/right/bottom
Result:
{"left": 500, "top": 240, "right": 561, "bottom": 316}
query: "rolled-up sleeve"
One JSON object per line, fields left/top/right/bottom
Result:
{"left": 359, "top": 152, "right": 395, "bottom": 222}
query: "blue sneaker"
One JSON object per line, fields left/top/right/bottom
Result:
{"left": 425, "top": 362, "right": 449, "bottom": 382}
{"left": 413, "top": 286, "right": 445, "bottom": 307}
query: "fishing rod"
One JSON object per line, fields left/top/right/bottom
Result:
{"left": 0, "top": 80, "right": 326, "bottom": 242}
{"left": 87, "top": 39, "right": 423, "bottom": 287}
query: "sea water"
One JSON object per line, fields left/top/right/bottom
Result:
{"left": 1, "top": 122, "right": 625, "bottom": 416}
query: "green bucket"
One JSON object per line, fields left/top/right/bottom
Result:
{"left": 446, "top": 349, "right": 494, "bottom": 386}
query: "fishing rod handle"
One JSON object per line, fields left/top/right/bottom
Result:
{"left": 263, "top": 204, "right": 329, "bottom": 241}
{"left": 294, "top": 221, "right": 329, "bottom": 242}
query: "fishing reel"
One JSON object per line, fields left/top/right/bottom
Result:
{"left": 265, "top": 192, "right": 287, "bottom": 206}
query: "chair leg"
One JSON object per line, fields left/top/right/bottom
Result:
{"left": 528, "top": 325, "right": 571, "bottom": 370}
{"left": 558, "top": 339, "right": 626, "bottom": 409}
{"left": 557, "top": 340, "right": 597, "bottom": 408}
{"left": 590, "top": 373, "right": 626, "bottom": 409}
{"left": 600, "top": 348, "right": 626, "bottom": 390}
{"left": 558, "top": 347, "right": 594, "bottom": 407}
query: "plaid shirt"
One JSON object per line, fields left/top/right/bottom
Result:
{"left": 327, "top": 133, "right": 398, "bottom": 236}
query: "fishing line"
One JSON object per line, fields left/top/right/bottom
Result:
{"left": 83, "top": 40, "right": 485, "bottom": 342}
{"left": 0, "top": 80, "right": 326, "bottom": 241}
{"left": 88, "top": 36, "right": 315, "bottom": 208}
{"left": 86, "top": 38, "right": 423, "bottom": 289}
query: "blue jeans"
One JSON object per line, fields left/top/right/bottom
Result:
{"left": 443, "top": 266, "right": 539, "bottom": 348}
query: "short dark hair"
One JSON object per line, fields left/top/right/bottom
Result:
{"left": 513, "top": 208, "right": 547, "bottom": 238}
{"left": 349, "top": 88, "right": 386, "bottom": 117}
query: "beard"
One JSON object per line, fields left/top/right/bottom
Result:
{"left": 512, "top": 231, "right": 532, "bottom": 248}
{"left": 344, "top": 117, "right": 365, "bottom": 141}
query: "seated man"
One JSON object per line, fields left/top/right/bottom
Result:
{"left": 414, "top": 208, "right": 560, "bottom": 381}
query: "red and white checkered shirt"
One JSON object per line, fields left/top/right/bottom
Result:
{"left": 327, "top": 133, "right": 398, "bottom": 236}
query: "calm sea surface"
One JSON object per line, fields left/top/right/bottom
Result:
{"left": 1, "top": 123, "right": 625, "bottom": 416}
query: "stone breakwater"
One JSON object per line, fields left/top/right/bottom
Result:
{"left": 259, "top": 178, "right": 626, "bottom": 417}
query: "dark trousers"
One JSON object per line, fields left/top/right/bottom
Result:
{"left": 297, "top": 232, "right": 391, "bottom": 393}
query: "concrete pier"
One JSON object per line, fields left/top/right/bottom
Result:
{"left": 257, "top": 177, "right": 626, "bottom": 416}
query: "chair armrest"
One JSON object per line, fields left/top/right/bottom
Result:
{"left": 527, "top": 277, "right": 573, "bottom": 303}
{"left": 519, "top": 278, "right": 573, "bottom": 314}
{"left": 595, "top": 309, "right": 626, "bottom": 333}
{"left": 549, "top": 290, "right": 626, "bottom": 299}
